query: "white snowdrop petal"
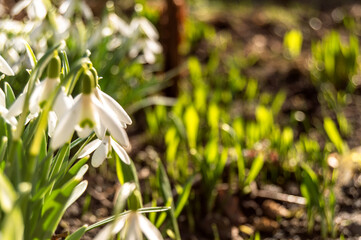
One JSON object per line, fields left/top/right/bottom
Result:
{"left": 25, "top": 112, "right": 38, "bottom": 124}
{"left": 33, "top": 0, "right": 47, "bottom": 19}
{"left": 94, "top": 121, "right": 106, "bottom": 140}
{"left": 129, "top": 43, "right": 141, "bottom": 58}
{"left": 110, "top": 138, "right": 130, "bottom": 165}
{"left": 0, "top": 106, "right": 17, "bottom": 127}
{"left": 138, "top": 213, "right": 163, "bottom": 240}
{"left": 10, "top": 0, "right": 31, "bottom": 16}
{"left": 143, "top": 47, "right": 156, "bottom": 64}
{"left": 29, "top": 81, "right": 46, "bottom": 114}
{"left": 125, "top": 213, "right": 142, "bottom": 240}
{"left": 139, "top": 17, "right": 159, "bottom": 39}
{"left": 59, "top": 0, "right": 71, "bottom": 14}
{"left": 112, "top": 215, "right": 127, "bottom": 234}
{"left": 81, "top": 1, "right": 93, "bottom": 20}
{"left": 145, "top": 39, "right": 162, "bottom": 54}
{"left": 38, "top": 77, "right": 59, "bottom": 104}
{"left": 92, "top": 96, "right": 130, "bottom": 147}
{"left": 0, "top": 55, "right": 14, "bottom": 76}
{"left": 53, "top": 88, "right": 73, "bottom": 118}
{"left": 109, "top": 13, "right": 131, "bottom": 36}
{"left": 91, "top": 140, "right": 108, "bottom": 168}
{"left": 115, "top": 183, "right": 136, "bottom": 209}
{"left": 7, "top": 93, "right": 26, "bottom": 118}
{"left": 76, "top": 126, "right": 92, "bottom": 138}
{"left": 47, "top": 111, "right": 57, "bottom": 138}
{"left": 94, "top": 224, "right": 112, "bottom": 240}
{"left": 51, "top": 97, "right": 81, "bottom": 150}
{"left": 65, "top": 180, "right": 88, "bottom": 209}
{"left": 78, "top": 139, "right": 102, "bottom": 158}
{"left": 98, "top": 89, "right": 132, "bottom": 124}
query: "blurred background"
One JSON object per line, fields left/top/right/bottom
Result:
{"left": 1, "top": 0, "right": 361, "bottom": 239}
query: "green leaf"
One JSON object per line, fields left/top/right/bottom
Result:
{"left": 174, "top": 175, "right": 194, "bottom": 218}
{"left": 60, "top": 50, "right": 70, "bottom": 77}
{"left": 324, "top": 117, "right": 345, "bottom": 153}
{"left": 208, "top": 102, "right": 219, "bottom": 131}
{"left": 233, "top": 118, "right": 244, "bottom": 141}
{"left": 157, "top": 160, "right": 181, "bottom": 240}
{"left": 169, "top": 113, "right": 187, "bottom": 140}
{"left": 49, "top": 144, "right": 71, "bottom": 183}
{"left": 65, "top": 225, "right": 88, "bottom": 240}
{"left": 156, "top": 198, "right": 173, "bottom": 227}
{"left": 283, "top": 29, "right": 303, "bottom": 58}
{"left": 301, "top": 164, "right": 320, "bottom": 207}
{"left": 53, "top": 147, "right": 85, "bottom": 189}
{"left": 236, "top": 144, "right": 245, "bottom": 186}
{"left": 23, "top": 40, "right": 37, "bottom": 68}
{"left": 165, "top": 127, "right": 180, "bottom": 162}
{"left": 256, "top": 105, "right": 273, "bottom": 132}
{"left": 188, "top": 57, "right": 202, "bottom": 86}
{"left": 115, "top": 153, "right": 140, "bottom": 192}
{"left": 184, "top": 105, "right": 199, "bottom": 149}
{"left": 4, "top": 82, "right": 15, "bottom": 108}
{"left": 271, "top": 90, "right": 286, "bottom": 115}
{"left": 0, "top": 136, "right": 8, "bottom": 167}
{"left": 215, "top": 148, "right": 228, "bottom": 181}
{"left": 36, "top": 173, "right": 85, "bottom": 239}
{"left": 245, "top": 78, "right": 258, "bottom": 100}
{"left": 245, "top": 154, "right": 264, "bottom": 186}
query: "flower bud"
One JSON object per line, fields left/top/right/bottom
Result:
{"left": 128, "top": 189, "right": 142, "bottom": 211}
{"left": 47, "top": 53, "right": 61, "bottom": 79}
{"left": 81, "top": 70, "right": 94, "bottom": 94}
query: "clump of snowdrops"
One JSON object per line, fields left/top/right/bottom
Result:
{"left": 0, "top": 44, "right": 167, "bottom": 240}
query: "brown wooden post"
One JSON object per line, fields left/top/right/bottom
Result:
{"left": 159, "top": 0, "right": 186, "bottom": 97}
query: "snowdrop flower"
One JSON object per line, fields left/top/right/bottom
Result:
{"left": 6, "top": 54, "right": 72, "bottom": 125}
{"left": 93, "top": 87, "right": 132, "bottom": 129}
{"left": 94, "top": 210, "right": 163, "bottom": 240}
{"left": 0, "top": 89, "right": 17, "bottom": 127}
{"left": 51, "top": 69, "right": 130, "bottom": 150}
{"left": 30, "top": 14, "right": 70, "bottom": 44}
{"left": 11, "top": 0, "right": 47, "bottom": 20}
{"left": 78, "top": 134, "right": 130, "bottom": 167}
{"left": 130, "top": 17, "right": 159, "bottom": 40}
{"left": 87, "top": 2, "right": 130, "bottom": 50}
{"left": 59, "top": 0, "right": 93, "bottom": 20}
{"left": 0, "top": 55, "right": 14, "bottom": 76}
{"left": 88, "top": 66, "right": 132, "bottom": 129}
{"left": 129, "top": 17, "right": 162, "bottom": 64}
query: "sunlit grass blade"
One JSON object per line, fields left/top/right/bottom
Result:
{"left": 244, "top": 154, "right": 264, "bottom": 186}
{"left": 324, "top": 117, "right": 346, "bottom": 153}
{"left": 23, "top": 40, "right": 37, "bottom": 68}
{"left": 174, "top": 175, "right": 194, "bottom": 218}
{"left": 157, "top": 160, "right": 181, "bottom": 240}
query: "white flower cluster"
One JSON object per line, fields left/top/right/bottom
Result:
{"left": 0, "top": 53, "right": 132, "bottom": 168}
{"left": 0, "top": 0, "right": 162, "bottom": 74}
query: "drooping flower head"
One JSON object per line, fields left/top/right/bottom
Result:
{"left": 6, "top": 52, "right": 72, "bottom": 129}
{"left": 51, "top": 68, "right": 130, "bottom": 150}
